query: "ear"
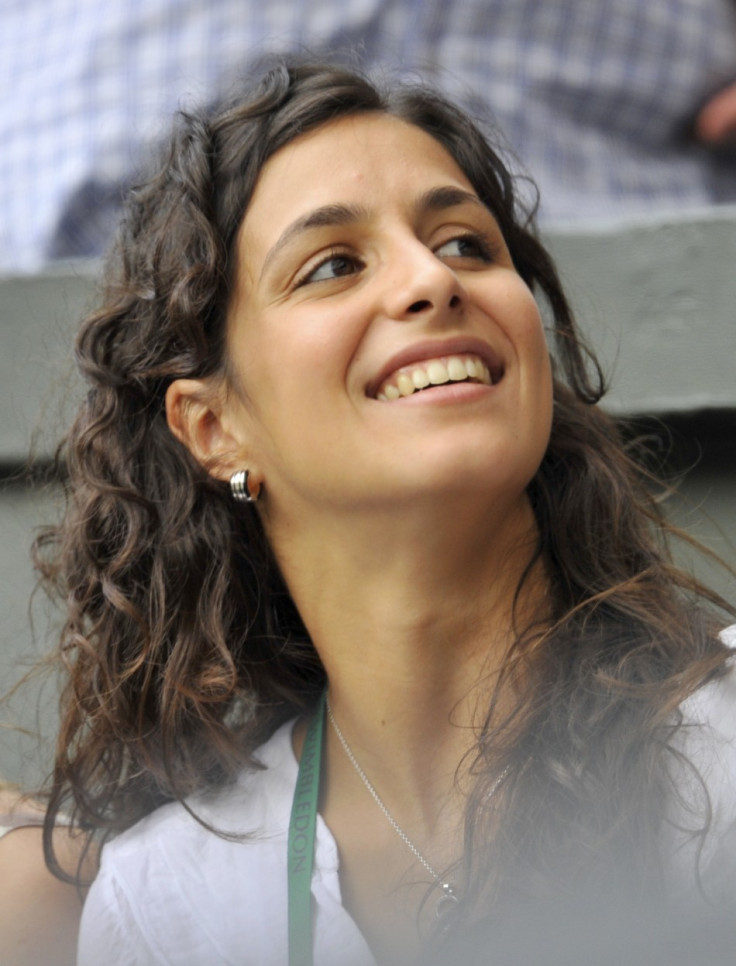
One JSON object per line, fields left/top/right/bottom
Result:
{"left": 165, "top": 377, "right": 249, "bottom": 483}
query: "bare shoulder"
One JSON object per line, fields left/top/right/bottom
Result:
{"left": 0, "top": 819, "right": 95, "bottom": 966}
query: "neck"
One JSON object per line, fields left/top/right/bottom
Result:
{"left": 279, "top": 492, "right": 549, "bottom": 966}
{"left": 280, "top": 490, "right": 548, "bottom": 827}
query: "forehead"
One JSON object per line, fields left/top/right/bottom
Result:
{"left": 237, "top": 113, "right": 477, "bottom": 258}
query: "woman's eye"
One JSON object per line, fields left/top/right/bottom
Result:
{"left": 435, "top": 234, "right": 494, "bottom": 262}
{"left": 297, "top": 253, "right": 361, "bottom": 287}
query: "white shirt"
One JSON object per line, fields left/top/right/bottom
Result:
{"left": 78, "top": 716, "right": 376, "bottom": 966}
{"left": 78, "top": 627, "right": 736, "bottom": 966}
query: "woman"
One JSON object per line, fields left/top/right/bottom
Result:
{"left": 36, "top": 61, "right": 736, "bottom": 964}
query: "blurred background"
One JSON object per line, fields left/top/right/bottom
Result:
{"left": 2, "top": 0, "right": 736, "bottom": 787}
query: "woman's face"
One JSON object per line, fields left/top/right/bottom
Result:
{"left": 220, "top": 113, "right": 553, "bottom": 520}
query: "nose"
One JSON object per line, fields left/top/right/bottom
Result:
{"left": 382, "top": 239, "right": 466, "bottom": 322}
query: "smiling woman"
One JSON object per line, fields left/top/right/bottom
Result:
{"left": 31, "top": 60, "right": 736, "bottom": 965}
{"left": 168, "top": 113, "right": 552, "bottom": 546}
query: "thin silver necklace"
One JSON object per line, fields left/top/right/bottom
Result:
{"left": 326, "top": 698, "right": 506, "bottom": 917}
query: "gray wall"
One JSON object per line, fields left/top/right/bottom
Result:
{"left": 2, "top": 209, "right": 735, "bottom": 787}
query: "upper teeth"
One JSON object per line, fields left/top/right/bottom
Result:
{"left": 376, "top": 354, "right": 492, "bottom": 401}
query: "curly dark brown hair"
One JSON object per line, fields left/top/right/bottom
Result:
{"left": 35, "top": 60, "right": 733, "bottom": 930}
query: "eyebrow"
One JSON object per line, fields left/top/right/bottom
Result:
{"left": 418, "top": 185, "right": 486, "bottom": 214}
{"left": 260, "top": 203, "right": 368, "bottom": 279}
{"left": 258, "top": 185, "right": 486, "bottom": 279}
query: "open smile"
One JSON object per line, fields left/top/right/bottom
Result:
{"left": 367, "top": 337, "right": 505, "bottom": 402}
{"left": 376, "top": 353, "right": 496, "bottom": 401}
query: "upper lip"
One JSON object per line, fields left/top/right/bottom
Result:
{"left": 365, "top": 335, "right": 504, "bottom": 398}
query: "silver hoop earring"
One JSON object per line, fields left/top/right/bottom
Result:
{"left": 230, "top": 469, "right": 259, "bottom": 503}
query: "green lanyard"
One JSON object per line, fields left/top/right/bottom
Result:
{"left": 287, "top": 691, "right": 326, "bottom": 966}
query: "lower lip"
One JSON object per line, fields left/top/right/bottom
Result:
{"left": 376, "top": 381, "right": 498, "bottom": 406}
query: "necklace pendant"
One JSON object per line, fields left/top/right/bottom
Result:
{"left": 435, "top": 882, "right": 460, "bottom": 919}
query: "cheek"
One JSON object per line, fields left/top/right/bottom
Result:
{"left": 510, "top": 286, "right": 554, "bottom": 440}
{"left": 272, "top": 305, "right": 366, "bottom": 391}
{"left": 232, "top": 314, "right": 356, "bottom": 426}
{"left": 494, "top": 277, "right": 551, "bottom": 375}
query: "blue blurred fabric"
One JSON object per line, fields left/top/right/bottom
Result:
{"left": 2, "top": 0, "right": 736, "bottom": 272}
